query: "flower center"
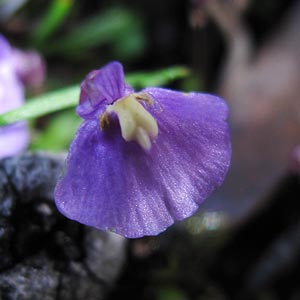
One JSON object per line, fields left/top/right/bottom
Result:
{"left": 100, "top": 92, "right": 158, "bottom": 150}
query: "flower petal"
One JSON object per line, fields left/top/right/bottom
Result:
{"left": 145, "top": 87, "right": 231, "bottom": 201}
{"left": 12, "top": 49, "right": 46, "bottom": 88}
{"left": 0, "top": 35, "right": 11, "bottom": 59}
{"left": 77, "top": 62, "right": 129, "bottom": 119}
{"left": 0, "top": 67, "right": 24, "bottom": 113}
{"left": 0, "top": 122, "right": 29, "bottom": 158}
{"left": 0, "top": 35, "right": 24, "bottom": 112}
{"left": 54, "top": 120, "right": 172, "bottom": 238}
{"left": 55, "top": 88, "right": 231, "bottom": 238}
{"left": 0, "top": 35, "right": 29, "bottom": 159}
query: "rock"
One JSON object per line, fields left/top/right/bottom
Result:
{"left": 0, "top": 255, "right": 59, "bottom": 300}
{"left": 0, "top": 152, "right": 127, "bottom": 300}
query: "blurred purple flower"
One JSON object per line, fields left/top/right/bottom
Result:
{"left": 54, "top": 61, "right": 231, "bottom": 238}
{"left": 12, "top": 48, "right": 46, "bottom": 88}
{"left": 0, "top": 34, "right": 45, "bottom": 159}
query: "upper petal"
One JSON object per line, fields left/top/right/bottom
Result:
{"left": 55, "top": 89, "right": 231, "bottom": 238}
{"left": 77, "top": 61, "right": 131, "bottom": 119}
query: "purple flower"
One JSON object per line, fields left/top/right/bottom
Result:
{"left": 54, "top": 61, "right": 231, "bottom": 238}
{"left": 0, "top": 34, "right": 45, "bottom": 159}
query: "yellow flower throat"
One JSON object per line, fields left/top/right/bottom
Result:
{"left": 100, "top": 92, "right": 158, "bottom": 150}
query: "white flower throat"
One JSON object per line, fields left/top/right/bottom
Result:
{"left": 100, "top": 92, "right": 158, "bottom": 150}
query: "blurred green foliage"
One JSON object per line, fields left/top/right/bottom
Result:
{"left": 39, "top": 6, "right": 146, "bottom": 61}
{"left": 32, "top": 0, "right": 74, "bottom": 46}
{"left": 30, "top": 109, "right": 81, "bottom": 151}
{"left": 157, "top": 286, "right": 187, "bottom": 300}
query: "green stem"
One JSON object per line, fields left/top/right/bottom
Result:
{"left": 0, "top": 86, "right": 79, "bottom": 126}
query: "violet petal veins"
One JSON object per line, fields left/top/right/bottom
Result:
{"left": 54, "top": 61, "right": 231, "bottom": 238}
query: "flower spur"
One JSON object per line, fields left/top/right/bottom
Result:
{"left": 54, "top": 61, "right": 231, "bottom": 238}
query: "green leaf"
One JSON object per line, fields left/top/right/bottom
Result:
{"left": 0, "top": 65, "right": 189, "bottom": 126}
